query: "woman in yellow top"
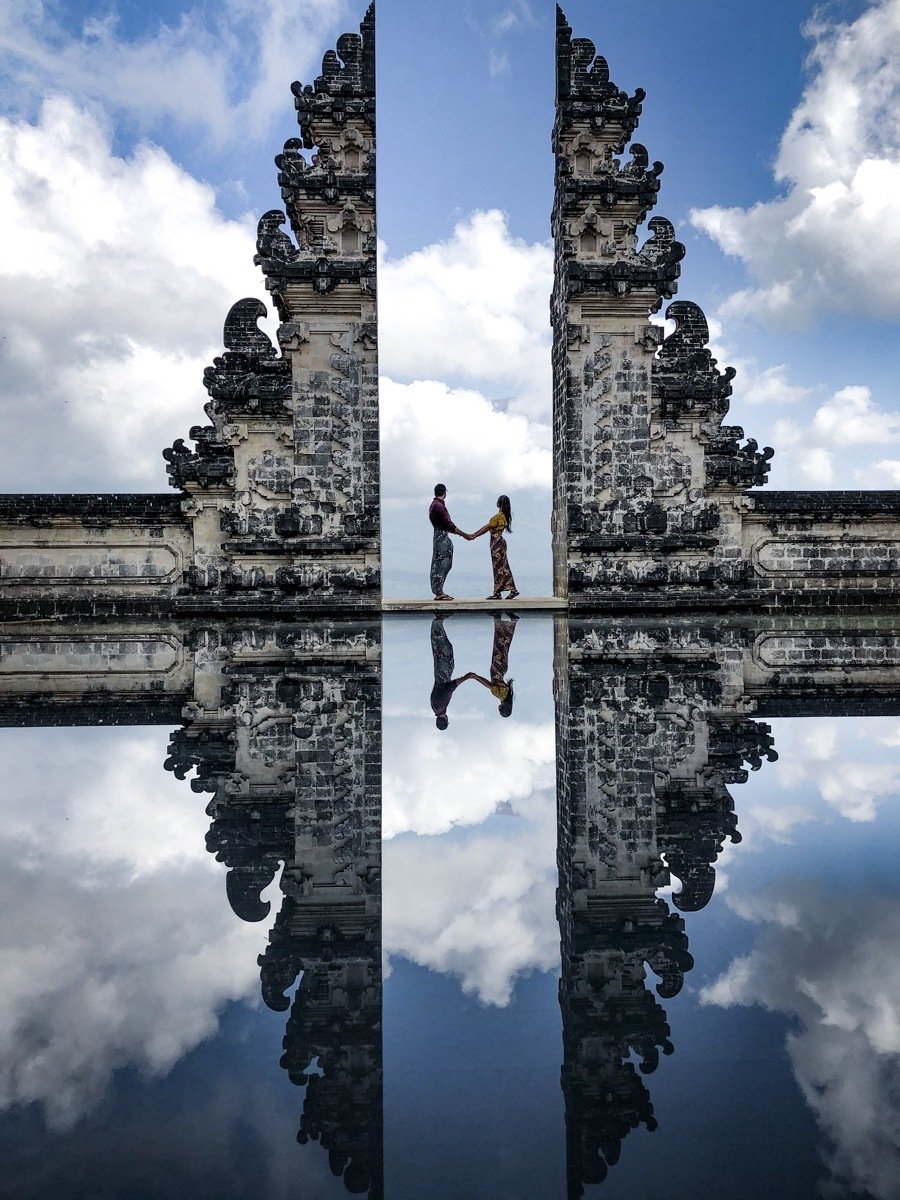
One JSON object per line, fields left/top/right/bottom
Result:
{"left": 467, "top": 494, "right": 519, "bottom": 600}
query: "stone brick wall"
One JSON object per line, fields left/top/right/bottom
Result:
{"left": 0, "top": 495, "right": 191, "bottom": 619}
{"left": 553, "top": 9, "right": 900, "bottom": 613}
{"left": 0, "top": 6, "right": 380, "bottom": 620}
{"left": 741, "top": 492, "right": 900, "bottom": 609}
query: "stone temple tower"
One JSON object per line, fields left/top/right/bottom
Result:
{"left": 164, "top": 1, "right": 380, "bottom": 611}
{"left": 551, "top": 7, "right": 773, "bottom": 610}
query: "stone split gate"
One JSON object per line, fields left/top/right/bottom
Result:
{"left": 1, "top": 1, "right": 900, "bottom": 616}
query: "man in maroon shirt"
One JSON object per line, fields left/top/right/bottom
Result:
{"left": 428, "top": 483, "right": 470, "bottom": 600}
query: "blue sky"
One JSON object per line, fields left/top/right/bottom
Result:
{"left": 2, "top": 0, "right": 900, "bottom": 595}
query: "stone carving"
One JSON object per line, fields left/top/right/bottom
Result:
{"left": 552, "top": 8, "right": 900, "bottom": 611}
{"left": 157, "top": 7, "right": 379, "bottom": 612}
{"left": 6, "top": 3, "right": 900, "bottom": 615}
{"left": 554, "top": 615, "right": 791, "bottom": 1192}
{"left": 553, "top": 10, "right": 777, "bottom": 605}
{"left": 163, "top": 619, "right": 383, "bottom": 1196}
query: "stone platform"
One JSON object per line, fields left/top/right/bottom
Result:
{"left": 382, "top": 597, "right": 567, "bottom": 613}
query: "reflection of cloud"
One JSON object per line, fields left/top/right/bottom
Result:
{"left": 0, "top": 729, "right": 263, "bottom": 1128}
{"left": 383, "top": 719, "right": 555, "bottom": 838}
{"left": 702, "top": 883, "right": 900, "bottom": 1200}
{"left": 738, "top": 719, "right": 900, "bottom": 846}
{"left": 384, "top": 789, "right": 558, "bottom": 1007}
{"left": 383, "top": 712, "right": 558, "bottom": 1004}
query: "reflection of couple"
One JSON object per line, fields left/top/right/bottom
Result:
{"left": 429, "top": 613, "right": 518, "bottom": 730}
{"left": 429, "top": 483, "right": 519, "bottom": 602}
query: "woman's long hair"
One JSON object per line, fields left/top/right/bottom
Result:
{"left": 497, "top": 494, "right": 512, "bottom": 533}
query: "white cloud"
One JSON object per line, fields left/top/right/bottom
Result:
{"left": 691, "top": 0, "right": 900, "bottom": 324}
{"left": 0, "top": 0, "right": 349, "bottom": 148}
{"left": 0, "top": 101, "right": 554, "bottom": 517}
{"left": 383, "top": 718, "right": 555, "bottom": 838}
{"left": 754, "top": 383, "right": 900, "bottom": 487}
{"left": 702, "top": 883, "right": 900, "bottom": 1200}
{"left": 739, "top": 363, "right": 812, "bottom": 407}
{"left": 0, "top": 96, "right": 263, "bottom": 490}
{"left": 380, "top": 377, "right": 551, "bottom": 501}
{"left": 379, "top": 210, "right": 553, "bottom": 421}
{"left": 0, "top": 728, "right": 264, "bottom": 1129}
{"left": 812, "top": 384, "right": 900, "bottom": 445}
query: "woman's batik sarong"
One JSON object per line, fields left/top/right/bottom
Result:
{"left": 490, "top": 614, "right": 517, "bottom": 683}
{"left": 431, "top": 528, "right": 453, "bottom": 596}
{"left": 489, "top": 534, "right": 516, "bottom": 595}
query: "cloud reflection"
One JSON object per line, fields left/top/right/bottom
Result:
{"left": 702, "top": 882, "right": 900, "bottom": 1200}
{"left": 0, "top": 728, "right": 265, "bottom": 1128}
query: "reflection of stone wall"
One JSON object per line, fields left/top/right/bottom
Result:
{"left": 166, "top": 619, "right": 383, "bottom": 1199}
{"left": 554, "top": 611, "right": 900, "bottom": 1192}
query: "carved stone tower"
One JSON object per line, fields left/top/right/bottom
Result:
{"left": 552, "top": 7, "right": 771, "bottom": 609}
{"left": 0, "top": 6, "right": 379, "bottom": 619}
{"left": 165, "top": 2, "right": 379, "bottom": 612}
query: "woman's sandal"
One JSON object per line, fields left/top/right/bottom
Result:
{"left": 486, "top": 593, "right": 502, "bottom": 600}
{"left": 435, "top": 593, "right": 454, "bottom": 601}
{"left": 507, "top": 590, "right": 519, "bottom": 599}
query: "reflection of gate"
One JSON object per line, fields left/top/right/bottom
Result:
{"left": 554, "top": 611, "right": 900, "bottom": 1192}
{"left": 0, "top": 618, "right": 384, "bottom": 1198}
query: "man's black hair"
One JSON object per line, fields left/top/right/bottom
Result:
{"left": 434, "top": 483, "right": 447, "bottom": 497}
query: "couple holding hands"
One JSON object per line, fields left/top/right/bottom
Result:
{"left": 428, "top": 483, "right": 519, "bottom": 602}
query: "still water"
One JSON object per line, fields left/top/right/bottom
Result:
{"left": 0, "top": 614, "right": 899, "bottom": 1199}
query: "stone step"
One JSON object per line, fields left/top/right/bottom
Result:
{"left": 381, "top": 597, "right": 567, "bottom": 612}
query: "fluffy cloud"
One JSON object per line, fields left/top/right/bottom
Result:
{"left": 739, "top": 363, "right": 812, "bottom": 408}
{"left": 0, "top": 0, "right": 348, "bottom": 148}
{"left": 383, "top": 779, "right": 559, "bottom": 1006}
{"left": 0, "top": 98, "right": 554, "bottom": 516}
{"left": 0, "top": 96, "right": 263, "bottom": 490}
{"left": 380, "top": 377, "right": 551, "bottom": 500}
{"left": 379, "top": 210, "right": 553, "bottom": 420}
{"left": 691, "top": 0, "right": 900, "bottom": 324}
{"left": 735, "top": 718, "right": 900, "bottom": 849}
{"left": 383, "top": 717, "right": 555, "bottom": 838}
{"left": 746, "top": 383, "right": 900, "bottom": 488}
{"left": 0, "top": 728, "right": 265, "bottom": 1128}
{"left": 702, "top": 884, "right": 900, "bottom": 1200}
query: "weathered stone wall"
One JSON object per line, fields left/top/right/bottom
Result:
{"left": 552, "top": 9, "right": 771, "bottom": 610}
{"left": 0, "top": 5, "right": 380, "bottom": 620}
{"left": 742, "top": 492, "right": 900, "bottom": 610}
{"left": 165, "top": 2, "right": 380, "bottom": 614}
{"left": 554, "top": 7, "right": 900, "bottom": 613}
{"left": 0, "top": 495, "right": 191, "bottom": 620}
